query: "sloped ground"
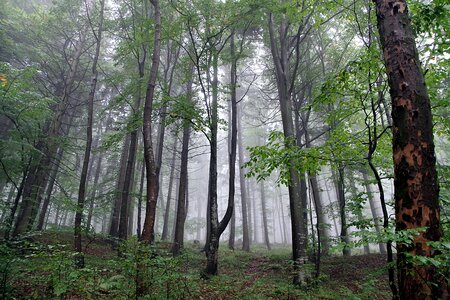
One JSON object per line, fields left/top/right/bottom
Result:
{"left": 1, "top": 231, "right": 391, "bottom": 299}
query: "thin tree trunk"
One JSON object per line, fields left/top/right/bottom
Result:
{"left": 140, "top": 0, "right": 161, "bottom": 244}
{"left": 237, "top": 105, "right": 250, "bottom": 252}
{"left": 268, "top": 12, "right": 308, "bottom": 285}
{"left": 87, "top": 153, "right": 103, "bottom": 230}
{"left": 161, "top": 137, "right": 178, "bottom": 240}
{"left": 171, "top": 101, "right": 192, "bottom": 255}
{"left": 171, "top": 70, "right": 193, "bottom": 255}
{"left": 260, "top": 181, "right": 271, "bottom": 250}
{"left": 334, "top": 167, "right": 351, "bottom": 256}
{"left": 110, "top": 134, "right": 130, "bottom": 237}
{"left": 36, "top": 148, "right": 63, "bottom": 230}
{"left": 360, "top": 168, "right": 386, "bottom": 254}
{"left": 136, "top": 161, "right": 145, "bottom": 239}
{"left": 74, "top": 0, "right": 104, "bottom": 268}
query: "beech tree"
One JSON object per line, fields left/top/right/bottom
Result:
{"left": 373, "top": 0, "right": 447, "bottom": 298}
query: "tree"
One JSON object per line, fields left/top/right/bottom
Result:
{"left": 140, "top": 0, "right": 161, "bottom": 243}
{"left": 373, "top": 0, "right": 447, "bottom": 298}
{"left": 74, "top": 0, "right": 105, "bottom": 268}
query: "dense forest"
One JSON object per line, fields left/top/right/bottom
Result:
{"left": 0, "top": 0, "right": 448, "bottom": 298}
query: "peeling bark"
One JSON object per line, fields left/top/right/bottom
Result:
{"left": 373, "top": 0, "right": 446, "bottom": 298}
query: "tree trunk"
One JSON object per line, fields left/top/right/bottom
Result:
{"left": 268, "top": 12, "right": 308, "bottom": 285}
{"left": 161, "top": 137, "right": 178, "bottom": 240}
{"left": 334, "top": 167, "right": 351, "bottom": 256}
{"left": 171, "top": 71, "right": 193, "bottom": 256}
{"left": 74, "top": 0, "right": 104, "bottom": 268}
{"left": 237, "top": 105, "right": 250, "bottom": 252}
{"left": 360, "top": 168, "right": 386, "bottom": 254}
{"left": 109, "top": 134, "right": 130, "bottom": 237}
{"left": 36, "top": 147, "right": 63, "bottom": 230}
{"left": 260, "top": 181, "right": 271, "bottom": 250}
{"left": 86, "top": 153, "right": 103, "bottom": 231}
{"left": 140, "top": 0, "right": 161, "bottom": 244}
{"left": 374, "top": 1, "right": 446, "bottom": 298}
{"left": 205, "top": 50, "right": 220, "bottom": 275}
{"left": 136, "top": 161, "right": 145, "bottom": 238}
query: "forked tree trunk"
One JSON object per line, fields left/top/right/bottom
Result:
{"left": 373, "top": 1, "right": 446, "bottom": 298}
{"left": 140, "top": 0, "right": 161, "bottom": 244}
{"left": 268, "top": 12, "right": 308, "bottom": 285}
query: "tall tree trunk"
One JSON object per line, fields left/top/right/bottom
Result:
{"left": 119, "top": 53, "right": 146, "bottom": 242}
{"left": 87, "top": 153, "right": 103, "bottom": 230}
{"left": 205, "top": 50, "right": 220, "bottom": 275}
{"left": 14, "top": 23, "right": 87, "bottom": 237}
{"left": 161, "top": 137, "right": 178, "bottom": 240}
{"left": 74, "top": 0, "right": 104, "bottom": 268}
{"left": 109, "top": 134, "right": 130, "bottom": 237}
{"left": 309, "top": 175, "right": 328, "bottom": 255}
{"left": 4, "top": 164, "right": 28, "bottom": 239}
{"left": 227, "top": 31, "right": 238, "bottom": 250}
{"left": 334, "top": 167, "right": 351, "bottom": 256}
{"left": 374, "top": 1, "right": 446, "bottom": 298}
{"left": 136, "top": 162, "right": 145, "bottom": 239}
{"left": 36, "top": 147, "right": 63, "bottom": 230}
{"left": 237, "top": 105, "right": 250, "bottom": 252}
{"left": 260, "top": 181, "right": 271, "bottom": 250}
{"left": 140, "top": 0, "right": 161, "bottom": 244}
{"left": 268, "top": 12, "right": 308, "bottom": 285}
{"left": 171, "top": 71, "right": 193, "bottom": 256}
{"left": 118, "top": 113, "right": 140, "bottom": 242}
{"left": 360, "top": 168, "right": 386, "bottom": 254}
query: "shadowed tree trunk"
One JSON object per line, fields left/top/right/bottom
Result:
{"left": 13, "top": 27, "right": 87, "bottom": 237}
{"left": 171, "top": 70, "right": 193, "bottom": 256}
{"left": 36, "top": 147, "right": 63, "bottom": 231}
{"left": 360, "top": 168, "right": 386, "bottom": 254}
{"left": 118, "top": 47, "right": 146, "bottom": 242}
{"left": 260, "top": 181, "right": 271, "bottom": 251}
{"left": 110, "top": 134, "right": 130, "bottom": 238}
{"left": 161, "top": 137, "right": 178, "bottom": 240}
{"left": 227, "top": 31, "right": 238, "bottom": 250}
{"left": 268, "top": 11, "right": 309, "bottom": 285}
{"left": 140, "top": 0, "right": 161, "bottom": 244}
{"left": 74, "top": 0, "right": 104, "bottom": 268}
{"left": 136, "top": 162, "right": 145, "bottom": 239}
{"left": 373, "top": 1, "right": 446, "bottom": 298}
{"left": 237, "top": 105, "right": 250, "bottom": 252}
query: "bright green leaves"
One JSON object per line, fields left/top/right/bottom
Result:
{"left": 245, "top": 131, "right": 323, "bottom": 185}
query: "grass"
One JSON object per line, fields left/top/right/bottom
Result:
{"left": 0, "top": 230, "right": 392, "bottom": 299}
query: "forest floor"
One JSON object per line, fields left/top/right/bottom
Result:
{"left": 1, "top": 230, "right": 392, "bottom": 299}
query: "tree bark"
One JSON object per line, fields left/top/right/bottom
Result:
{"left": 360, "top": 168, "right": 386, "bottom": 254}
{"left": 161, "top": 137, "right": 178, "bottom": 240}
{"left": 171, "top": 71, "right": 193, "bottom": 256}
{"left": 268, "top": 12, "right": 308, "bottom": 285}
{"left": 36, "top": 147, "right": 63, "bottom": 231}
{"left": 373, "top": 0, "right": 446, "bottom": 298}
{"left": 74, "top": 0, "right": 104, "bottom": 268}
{"left": 237, "top": 105, "right": 250, "bottom": 252}
{"left": 260, "top": 181, "right": 271, "bottom": 250}
{"left": 140, "top": 0, "right": 161, "bottom": 244}
{"left": 109, "top": 134, "right": 130, "bottom": 237}
{"left": 205, "top": 50, "right": 220, "bottom": 275}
